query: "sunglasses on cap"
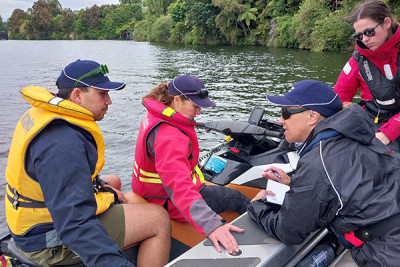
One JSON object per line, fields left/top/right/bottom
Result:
{"left": 73, "top": 64, "right": 109, "bottom": 89}
{"left": 179, "top": 89, "right": 209, "bottom": 99}
{"left": 281, "top": 107, "right": 309, "bottom": 120}
{"left": 352, "top": 22, "right": 381, "bottom": 41}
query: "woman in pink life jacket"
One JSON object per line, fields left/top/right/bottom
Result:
{"left": 131, "top": 75, "right": 250, "bottom": 255}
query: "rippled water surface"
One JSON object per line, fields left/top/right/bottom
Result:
{"left": 0, "top": 40, "right": 351, "bottom": 237}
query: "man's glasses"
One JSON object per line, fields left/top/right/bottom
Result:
{"left": 73, "top": 64, "right": 109, "bottom": 88}
{"left": 352, "top": 22, "right": 381, "bottom": 41}
{"left": 179, "top": 89, "right": 209, "bottom": 99}
{"left": 281, "top": 107, "right": 309, "bottom": 120}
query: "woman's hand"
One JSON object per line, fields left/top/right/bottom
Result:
{"left": 376, "top": 132, "right": 391, "bottom": 145}
{"left": 208, "top": 223, "right": 244, "bottom": 255}
{"left": 262, "top": 167, "right": 290, "bottom": 185}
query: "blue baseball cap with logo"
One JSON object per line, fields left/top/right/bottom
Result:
{"left": 56, "top": 59, "right": 126, "bottom": 90}
{"left": 266, "top": 80, "right": 342, "bottom": 117}
{"left": 168, "top": 75, "right": 215, "bottom": 108}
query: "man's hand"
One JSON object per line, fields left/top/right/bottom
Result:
{"left": 251, "top": 190, "right": 275, "bottom": 202}
{"left": 208, "top": 223, "right": 244, "bottom": 255}
{"left": 376, "top": 132, "right": 391, "bottom": 145}
{"left": 103, "top": 185, "right": 128, "bottom": 203}
{"left": 262, "top": 167, "right": 290, "bottom": 185}
{"left": 342, "top": 102, "right": 353, "bottom": 109}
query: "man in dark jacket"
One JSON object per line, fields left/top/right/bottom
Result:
{"left": 247, "top": 79, "right": 400, "bottom": 266}
{"left": 5, "top": 60, "right": 171, "bottom": 267}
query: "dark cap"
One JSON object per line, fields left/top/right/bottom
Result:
{"left": 56, "top": 59, "right": 126, "bottom": 90}
{"left": 168, "top": 75, "right": 215, "bottom": 108}
{"left": 267, "top": 80, "right": 342, "bottom": 117}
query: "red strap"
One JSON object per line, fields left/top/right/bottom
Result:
{"left": 230, "top": 147, "right": 240, "bottom": 153}
{"left": 344, "top": 231, "right": 364, "bottom": 247}
{"left": 0, "top": 254, "right": 7, "bottom": 267}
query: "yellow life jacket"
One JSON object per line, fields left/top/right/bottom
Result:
{"left": 5, "top": 86, "right": 116, "bottom": 236}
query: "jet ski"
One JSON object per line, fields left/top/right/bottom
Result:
{"left": 0, "top": 106, "right": 355, "bottom": 266}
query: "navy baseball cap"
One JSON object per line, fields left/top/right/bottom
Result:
{"left": 168, "top": 75, "right": 215, "bottom": 108}
{"left": 56, "top": 59, "right": 126, "bottom": 90}
{"left": 267, "top": 80, "right": 342, "bottom": 117}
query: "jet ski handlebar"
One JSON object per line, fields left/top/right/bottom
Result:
{"left": 196, "top": 120, "right": 284, "bottom": 139}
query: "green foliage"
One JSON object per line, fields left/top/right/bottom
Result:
{"left": 240, "top": 3, "right": 258, "bottom": 27}
{"left": 100, "top": 4, "right": 142, "bottom": 39}
{"left": 52, "top": 9, "right": 75, "bottom": 39}
{"left": 120, "top": 0, "right": 141, "bottom": 4}
{"left": 286, "top": 0, "right": 301, "bottom": 15}
{"left": 273, "top": 0, "right": 286, "bottom": 17}
{"left": 187, "top": 0, "right": 222, "bottom": 44}
{"left": 31, "top": 0, "right": 57, "bottom": 39}
{"left": 213, "top": 0, "right": 246, "bottom": 42}
{"left": 4, "top": 0, "right": 396, "bottom": 52}
{"left": 149, "top": 15, "right": 172, "bottom": 42}
{"left": 170, "top": 21, "right": 188, "bottom": 43}
{"left": 7, "top": 9, "right": 30, "bottom": 39}
{"left": 168, "top": 0, "right": 188, "bottom": 25}
{"left": 133, "top": 19, "right": 151, "bottom": 41}
{"left": 0, "top": 15, "right": 6, "bottom": 30}
{"left": 147, "top": 0, "right": 175, "bottom": 17}
{"left": 295, "top": 0, "right": 330, "bottom": 49}
{"left": 270, "top": 15, "right": 299, "bottom": 48}
{"left": 254, "top": 0, "right": 272, "bottom": 45}
{"left": 310, "top": 10, "right": 353, "bottom": 51}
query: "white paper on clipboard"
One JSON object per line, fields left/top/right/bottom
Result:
{"left": 266, "top": 180, "right": 290, "bottom": 205}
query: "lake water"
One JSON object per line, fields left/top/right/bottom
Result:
{"left": 0, "top": 40, "right": 351, "bottom": 238}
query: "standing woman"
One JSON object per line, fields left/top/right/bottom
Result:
{"left": 131, "top": 75, "right": 250, "bottom": 255}
{"left": 334, "top": 0, "right": 400, "bottom": 150}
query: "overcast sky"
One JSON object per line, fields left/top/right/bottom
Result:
{"left": 1, "top": 0, "right": 121, "bottom": 21}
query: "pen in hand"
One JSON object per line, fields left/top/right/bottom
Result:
{"left": 272, "top": 170, "right": 281, "bottom": 178}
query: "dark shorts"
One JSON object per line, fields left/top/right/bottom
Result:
{"left": 20, "top": 204, "right": 125, "bottom": 267}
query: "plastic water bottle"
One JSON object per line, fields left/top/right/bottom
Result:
{"left": 295, "top": 244, "right": 336, "bottom": 267}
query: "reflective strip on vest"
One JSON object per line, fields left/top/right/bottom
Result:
{"left": 135, "top": 161, "right": 205, "bottom": 185}
{"left": 135, "top": 161, "right": 162, "bottom": 184}
{"left": 161, "top": 107, "right": 176, "bottom": 117}
{"left": 376, "top": 98, "right": 396, "bottom": 106}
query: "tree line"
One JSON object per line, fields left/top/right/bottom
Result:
{"left": 1, "top": 0, "right": 399, "bottom": 52}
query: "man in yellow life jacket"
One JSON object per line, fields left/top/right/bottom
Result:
{"left": 5, "top": 59, "right": 171, "bottom": 267}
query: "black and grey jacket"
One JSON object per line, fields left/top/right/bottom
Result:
{"left": 248, "top": 104, "right": 400, "bottom": 267}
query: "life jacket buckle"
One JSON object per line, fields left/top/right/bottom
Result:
{"left": 12, "top": 188, "right": 19, "bottom": 210}
{"left": 93, "top": 183, "right": 99, "bottom": 194}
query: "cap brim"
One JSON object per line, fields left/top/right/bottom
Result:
{"left": 188, "top": 96, "right": 216, "bottom": 108}
{"left": 266, "top": 95, "right": 297, "bottom": 106}
{"left": 91, "top": 81, "right": 126, "bottom": 90}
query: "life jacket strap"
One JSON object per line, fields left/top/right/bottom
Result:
{"left": 6, "top": 184, "right": 46, "bottom": 210}
{"left": 343, "top": 212, "right": 400, "bottom": 247}
{"left": 93, "top": 176, "right": 119, "bottom": 203}
{"left": 344, "top": 231, "right": 364, "bottom": 247}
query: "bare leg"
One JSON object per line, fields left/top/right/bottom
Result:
{"left": 123, "top": 203, "right": 171, "bottom": 267}
{"left": 100, "top": 174, "right": 122, "bottom": 191}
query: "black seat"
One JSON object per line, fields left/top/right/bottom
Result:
{"left": 7, "top": 238, "right": 86, "bottom": 267}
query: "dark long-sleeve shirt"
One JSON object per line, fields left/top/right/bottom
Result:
{"left": 24, "top": 120, "right": 133, "bottom": 267}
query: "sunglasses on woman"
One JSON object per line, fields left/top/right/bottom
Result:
{"left": 352, "top": 22, "right": 381, "bottom": 41}
{"left": 281, "top": 107, "right": 309, "bottom": 120}
{"left": 179, "top": 89, "right": 209, "bottom": 99}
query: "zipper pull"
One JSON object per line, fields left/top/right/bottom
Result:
{"left": 375, "top": 109, "right": 380, "bottom": 124}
